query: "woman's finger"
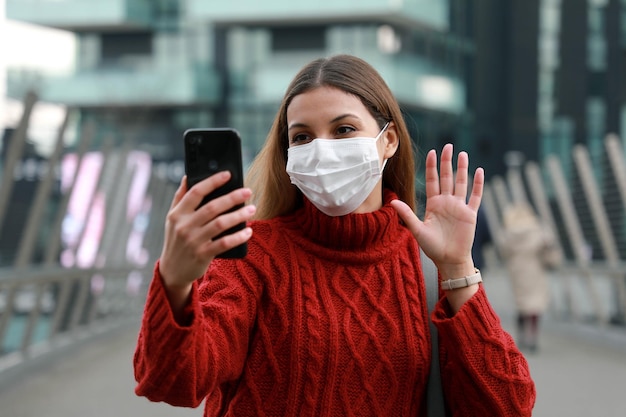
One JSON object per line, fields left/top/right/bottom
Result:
{"left": 424, "top": 149, "right": 440, "bottom": 197}
{"left": 454, "top": 151, "right": 469, "bottom": 201}
{"left": 468, "top": 167, "right": 484, "bottom": 211}
{"left": 197, "top": 201, "right": 255, "bottom": 242}
{"left": 200, "top": 226, "right": 254, "bottom": 259}
{"left": 169, "top": 176, "right": 188, "bottom": 211}
{"left": 439, "top": 144, "right": 454, "bottom": 195}
{"left": 179, "top": 171, "right": 232, "bottom": 212}
{"left": 390, "top": 199, "right": 423, "bottom": 238}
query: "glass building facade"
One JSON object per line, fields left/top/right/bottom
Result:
{"left": 537, "top": 0, "right": 626, "bottom": 169}
{"left": 6, "top": 0, "right": 473, "bottom": 190}
{"left": 5, "top": 0, "right": 626, "bottom": 185}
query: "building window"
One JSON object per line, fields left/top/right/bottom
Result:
{"left": 101, "top": 32, "right": 153, "bottom": 66}
{"left": 587, "top": 1, "right": 607, "bottom": 70}
{"left": 586, "top": 97, "right": 606, "bottom": 169}
{"left": 621, "top": 105, "right": 626, "bottom": 141}
{"left": 622, "top": 2, "right": 626, "bottom": 46}
{"left": 271, "top": 26, "right": 326, "bottom": 52}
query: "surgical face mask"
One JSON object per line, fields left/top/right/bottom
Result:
{"left": 286, "top": 123, "right": 389, "bottom": 216}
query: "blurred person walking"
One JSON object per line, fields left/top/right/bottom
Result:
{"left": 499, "top": 202, "right": 561, "bottom": 353}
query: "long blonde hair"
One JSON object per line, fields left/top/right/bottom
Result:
{"left": 246, "top": 54, "right": 417, "bottom": 219}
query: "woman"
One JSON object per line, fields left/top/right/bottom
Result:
{"left": 500, "top": 202, "right": 558, "bottom": 352}
{"left": 134, "top": 55, "right": 535, "bottom": 416}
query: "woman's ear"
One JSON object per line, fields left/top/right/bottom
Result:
{"left": 382, "top": 121, "right": 400, "bottom": 159}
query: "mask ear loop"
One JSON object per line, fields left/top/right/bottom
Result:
{"left": 376, "top": 121, "right": 392, "bottom": 171}
{"left": 377, "top": 121, "right": 391, "bottom": 139}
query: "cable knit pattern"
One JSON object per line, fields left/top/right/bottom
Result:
{"left": 134, "top": 190, "right": 536, "bottom": 416}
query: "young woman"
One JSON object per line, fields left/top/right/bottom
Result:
{"left": 134, "top": 54, "right": 535, "bottom": 416}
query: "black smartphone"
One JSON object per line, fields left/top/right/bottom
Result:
{"left": 183, "top": 128, "right": 247, "bottom": 258}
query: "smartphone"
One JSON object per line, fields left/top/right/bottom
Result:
{"left": 183, "top": 128, "right": 247, "bottom": 258}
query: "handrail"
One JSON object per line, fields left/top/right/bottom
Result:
{"left": 0, "top": 263, "right": 154, "bottom": 375}
{"left": 0, "top": 94, "right": 171, "bottom": 378}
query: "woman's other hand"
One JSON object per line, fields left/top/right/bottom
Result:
{"left": 158, "top": 172, "right": 256, "bottom": 312}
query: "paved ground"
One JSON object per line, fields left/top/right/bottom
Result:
{"left": 1, "top": 268, "right": 625, "bottom": 416}
{"left": 0, "top": 323, "right": 199, "bottom": 417}
{"left": 483, "top": 270, "right": 626, "bottom": 417}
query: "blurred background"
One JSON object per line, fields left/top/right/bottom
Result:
{"left": 1, "top": 1, "right": 626, "bottom": 416}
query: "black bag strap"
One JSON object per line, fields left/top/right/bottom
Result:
{"left": 420, "top": 248, "right": 446, "bottom": 417}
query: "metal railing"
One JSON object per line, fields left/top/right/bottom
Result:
{"left": 484, "top": 133, "right": 626, "bottom": 326}
{"left": 0, "top": 92, "right": 175, "bottom": 375}
{"left": 0, "top": 264, "right": 152, "bottom": 373}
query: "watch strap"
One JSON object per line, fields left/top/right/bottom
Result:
{"left": 440, "top": 268, "right": 482, "bottom": 291}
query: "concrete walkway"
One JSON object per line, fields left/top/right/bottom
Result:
{"left": 1, "top": 269, "right": 625, "bottom": 416}
{"left": 0, "top": 324, "right": 201, "bottom": 417}
{"left": 484, "top": 271, "right": 626, "bottom": 417}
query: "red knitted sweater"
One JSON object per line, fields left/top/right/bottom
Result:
{"left": 134, "top": 191, "right": 535, "bottom": 416}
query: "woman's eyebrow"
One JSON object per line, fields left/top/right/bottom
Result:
{"left": 287, "top": 122, "right": 308, "bottom": 131}
{"left": 288, "top": 113, "right": 362, "bottom": 131}
{"left": 329, "top": 113, "right": 361, "bottom": 124}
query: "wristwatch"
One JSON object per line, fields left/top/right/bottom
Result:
{"left": 440, "top": 269, "right": 482, "bottom": 291}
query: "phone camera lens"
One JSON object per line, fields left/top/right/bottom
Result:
{"left": 208, "top": 160, "right": 219, "bottom": 170}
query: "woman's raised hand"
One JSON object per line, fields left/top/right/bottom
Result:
{"left": 391, "top": 143, "right": 483, "bottom": 279}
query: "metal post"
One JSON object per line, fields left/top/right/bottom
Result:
{"left": 0, "top": 284, "right": 18, "bottom": 348}
{"left": 573, "top": 145, "right": 626, "bottom": 321}
{"left": 54, "top": 138, "right": 114, "bottom": 331}
{"left": 525, "top": 161, "right": 562, "bottom": 244}
{"left": 604, "top": 134, "right": 626, "bottom": 207}
{"left": 108, "top": 160, "right": 142, "bottom": 267}
{"left": 491, "top": 175, "right": 511, "bottom": 214}
{"left": 86, "top": 146, "right": 135, "bottom": 322}
{"left": 96, "top": 145, "right": 134, "bottom": 266}
{"left": 44, "top": 121, "right": 94, "bottom": 266}
{"left": 506, "top": 168, "right": 529, "bottom": 205}
{"left": 14, "top": 111, "right": 70, "bottom": 268}
{"left": 604, "top": 133, "right": 626, "bottom": 322}
{"left": 69, "top": 137, "right": 115, "bottom": 267}
{"left": 67, "top": 276, "right": 90, "bottom": 330}
{"left": 0, "top": 91, "right": 37, "bottom": 237}
{"left": 20, "top": 282, "right": 45, "bottom": 354}
{"left": 48, "top": 278, "right": 73, "bottom": 338}
{"left": 142, "top": 175, "right": 170, "bottom": 263}
{"left": 547, "top": 155, "right": 606, "bottom": 323}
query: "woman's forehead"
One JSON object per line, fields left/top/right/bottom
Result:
{"left": 286, "top": 86, "right": 371, "bottom": 125}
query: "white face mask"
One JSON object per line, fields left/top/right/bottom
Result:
{"left": 286, "top": 123, "right": 389, "bottom": 216}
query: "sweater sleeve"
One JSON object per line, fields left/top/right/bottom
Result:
{"left": 432, "top": 285, "right": 536, "bottom": 417}
{"left": 133, "top": 260, "right": 260, "bottom": 408}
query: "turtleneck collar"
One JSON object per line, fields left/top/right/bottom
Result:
{"left": 278, "top": 189, "right": 407, "bottom": 261}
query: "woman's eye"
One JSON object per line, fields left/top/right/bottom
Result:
{"left": 290, "top": 134, "right": 311, "bottom": 144}
{"left": 336, "top": 126, "right": 356, "bottom": 136}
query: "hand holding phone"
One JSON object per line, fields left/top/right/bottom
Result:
{"left": 184, "top": 128, "right": 248, "bottom": 258}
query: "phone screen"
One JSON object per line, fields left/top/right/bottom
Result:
{"left": 183, "top": 128, "right": 247, "bottom": 258}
